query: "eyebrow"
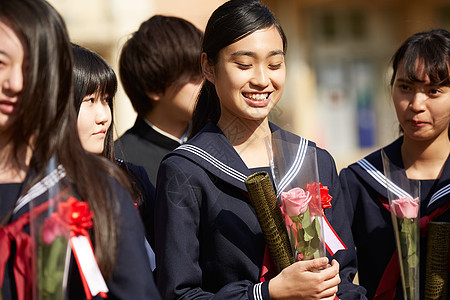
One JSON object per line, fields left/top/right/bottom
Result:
{"left": 230, "top": 50, "right": 285, "bottom": 59}
{"left": 396, "top": 77, "right": 445, "bottom": 87}
{"left": 395, "top": 78, "right": 411, "bottom": 83}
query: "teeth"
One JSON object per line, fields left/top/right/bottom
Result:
{"left": 244, "top": 93, "right": 269, "bottom": 100}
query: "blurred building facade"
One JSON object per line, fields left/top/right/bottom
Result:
{"left": 49, "top": 0, "right": 450, "bottom": 169}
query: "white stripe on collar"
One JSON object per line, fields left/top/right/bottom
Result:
{"left": 429, "top": 184, "right": 450, "bottom": 207}
{"left": 13, "top": 165, "right": 66, "bottom": 213}
{"left": 253, "top": 282, "right": 263, "bottom": 300}
{"left": 14, "top": 164, "right": 66, "bottom": 214}
{"left": 176, "top": 144, "right": 247, "bottom": 182}
{"left": 356, "top": 158, "right": 411, "bottom": 198}
{"left": 275, "top": 137, "right": 308, "bottom": 197}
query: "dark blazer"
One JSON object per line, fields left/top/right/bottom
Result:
{"left": 155, "top": 122, "right": 365, "bottom": 300}
{"left": 339, "top": 136, "right": 450, "bottom": 299}
{"left": 114, "top": 117, "right": 181, "bottom": 186}
{"left": 0, "top": 171, "right": 161, "bottom": 300}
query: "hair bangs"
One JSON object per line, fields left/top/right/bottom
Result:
{"left": 87, "top": 66, "right": 117, "bottom": 102}
{"left": 402, "top": 42, "right": 450, "bottom": 86}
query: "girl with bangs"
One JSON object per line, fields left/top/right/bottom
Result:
{"left": 72, "top": 43, "right": 157, "bottom": 264}
{"left": 340, "top": 28, "right": 450, "bottom": 299}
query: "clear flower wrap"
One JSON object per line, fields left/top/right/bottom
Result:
{"left": 381, "top": 150, "right": 420, "bottom": 300}
{"left": 267, "top": 132, "right": 327, "bottom": 261}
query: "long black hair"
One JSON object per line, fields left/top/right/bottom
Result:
{"left": 190, "top": 0, "right": 287, "bottom": 137}
{"left": 72, "top": 44, "right": 117, "bottom": 160}
{"left": 72, "top": 44, "right": 144, "bottom": 204}
{"left": 0, "top": 0, "right": 130, "bottom": 278}
{"left": 390, "top": 28, "right": 450, "bottom": 139}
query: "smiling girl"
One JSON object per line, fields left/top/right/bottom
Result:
{"left": 339, "top": 28, "right": 450, "bottom": 299}
{"left": 154, "top": 1, "right": 364, "bottom": 299}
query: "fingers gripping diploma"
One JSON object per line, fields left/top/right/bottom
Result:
{"left": 268, "top": 258, "right": 340, "bottom": 300}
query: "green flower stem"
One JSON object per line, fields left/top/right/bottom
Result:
{"left": 38, "top": 235, "right": 68, "bottom": 300}
{"left": 396, "top": 217, "right": 419, "bottom": 300}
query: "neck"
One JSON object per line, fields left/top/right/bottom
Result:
{"left": 0, "top": 135, "right": 31, "bottom": 183}
{"left": 145, "top": 110, "right": 189, "bottom": 139}
{"left": 401, "top": 134, "right": 450, "bottom": 180}
{"left": 218, "top": 116, "right": 271, "bottom": 168}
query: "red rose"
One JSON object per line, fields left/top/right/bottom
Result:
{"left": 306, "top": 182, "right": 333, "bottom": 215}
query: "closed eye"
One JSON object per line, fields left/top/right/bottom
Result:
{"left": 269, "top": 63, "right": 282, "bottom": 69}
{"left": 236, "top": 62, "right": 251, "bottom": 69}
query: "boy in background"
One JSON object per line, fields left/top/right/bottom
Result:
{"left": 115, "top": 15, "right": 203, "bottom": 185}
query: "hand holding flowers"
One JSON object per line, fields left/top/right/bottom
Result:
{"left": 280, "top": 183, "right": 331, "bottom": 261}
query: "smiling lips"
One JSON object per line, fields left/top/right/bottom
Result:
{"left": 243, "top": 92, "right": 269, "bottom": 100}
{"left": 242, "top": 92, "right": 271, "bottom": 107}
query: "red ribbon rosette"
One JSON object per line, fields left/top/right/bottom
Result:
{"left": 58, "top": 197, "right": 94, "bottom": 236}
{"left": 59, "top": 197, "right": 108, "bottom": 300}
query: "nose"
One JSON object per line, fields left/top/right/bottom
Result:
{"left": 250, "top": 65, "right": 269, "bottom": 87}
{"left": 409, "top": 91, "right": 427, "bottom": 112}
{"left": 3, "top": 65, "right": 23, "bottom": 95}
{"left": 95, "top": 102, "right": 110, "bottom": 125}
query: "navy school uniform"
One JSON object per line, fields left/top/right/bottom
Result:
{"left": 0, "top": 172, "right": 161, "bottom": 300}
{"left": 116, "top": 159, "right": 157, "bottom": 249}
{"left": 339, "top": 136, "right": 450, "bottom": 299}
{"left": 155, "top": 122, "right": 366, "bottom": 300}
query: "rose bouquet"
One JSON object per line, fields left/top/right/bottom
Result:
{"left": 280, "top": 182, "right": 332, "bottom": 261}
{"left": 29, "top": 160, "right": 108, "bottom": 300}
{"left": 36, "top": 207, "right": 71, "bottom": 300}
{"left": 381, "top": 150, "right": 420, "bottom": 300}
{"left": 31, "top": 192, "right": 98, "bottom": 300}
{"left": 267, "top": 133, "right": 328, "bottom": 261}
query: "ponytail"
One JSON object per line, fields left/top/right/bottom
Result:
{"left": 190, "top": 80, "right": 221, "bottom": 138}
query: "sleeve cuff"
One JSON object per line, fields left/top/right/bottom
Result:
{"left": 249, "top": 281, "right": 271, "bottom": 300}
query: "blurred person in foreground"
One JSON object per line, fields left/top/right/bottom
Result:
{"left": 0, "top": 0, "right": 159, "bottom": 299}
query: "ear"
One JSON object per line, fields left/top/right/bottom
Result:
{"left": 201, "top": 52, "right": 215, "bottom": 84}
{"left": 146, "top": 92, "right": 162, "bottom": 102}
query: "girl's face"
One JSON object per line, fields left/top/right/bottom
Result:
{"left": 392, "top": 59, "right": 450, "bottom": 142}
{"left": 205, "top": 25, "right": 285, "bottom": 123}
{"left": 0, "top": 21, "right": 23, "bottom": 135}
{"left": 77, "top": 92, "right": 112, "bottom": 154}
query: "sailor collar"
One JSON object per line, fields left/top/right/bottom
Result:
{"left": 349, "top": 136, "right": 450, "bottom": 213}
{"left": 169, "top": 122, "right": 311, "bottom": 193}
